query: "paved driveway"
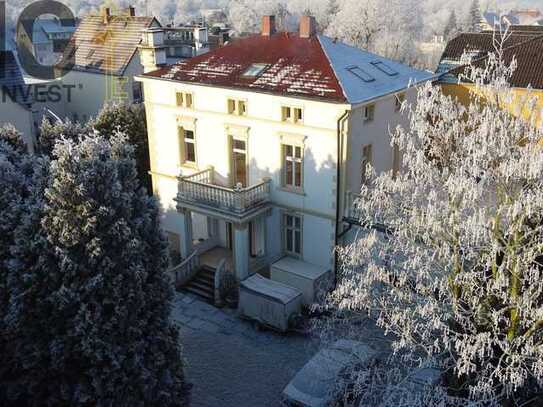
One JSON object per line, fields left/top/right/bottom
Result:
{"left": 171, "top": 293, "right": 318, "bottom": 407}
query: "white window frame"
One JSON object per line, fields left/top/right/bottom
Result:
{"left": 361, "top": 144, "right": 373, "bottom": 185}
{"left": 395, "top": 92, "right": 405, "bottom": 112}
{"left": 282, "top": 143, "right": 303, "bottom": 190}
{"left": 363, "top": 104, "right": 375, "bottom": 122}
{"left": 282, "top": 106, "right": 303, "bottom": 124}
{"left": 283, "top": 213, "right": 302, "bottom": 257}
{"left": 227, "top": 98, "right": 247, "bottom": 116}
{"left": 178, "top": 126, "right": 197, "bottom": 166}
{"left": 176, "top": 91, "right": 193, "bottom": 108}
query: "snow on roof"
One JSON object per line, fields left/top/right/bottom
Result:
{"left": 144, "top": 32, "right": 433, "bottom": 104}
{"left": 146, "top": 32, "right": 345, "bottom": 102}
{"left": 272, "top": 257, "right": 329, "bottom": 280}
{"left": 0, "top": 51, "right": 33, "bottom": 107}
{"left": 318, "top": 36, "right": 434, "bottom": 105}
{"left": 38, "top": 19, "right": 76, "bottom": 34}
{"left": 61, "top": 15, "right": 157, "bottom": 76}
{"left": 240, "top": 274, "right": 302, "bottom": 305}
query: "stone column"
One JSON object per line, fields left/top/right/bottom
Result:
{"left": 178, "top": 208, "right": 193, "bottom": 259}
{"left": 233, "top": 223, "right": 250, "bottom": 281}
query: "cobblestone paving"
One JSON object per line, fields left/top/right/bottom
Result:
{"left": 171, "top": 292, "right": 318, "bottom": 407}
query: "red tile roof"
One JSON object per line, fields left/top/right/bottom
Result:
{"left": 63, "top": 15, "right": 158, "bottom": 76}
{"left": 144, "top": 32, "right": 346, "bottom": 102}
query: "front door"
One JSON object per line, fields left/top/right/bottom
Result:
{"left": 226, "top": 222, "right": 233, "bottom": 250}
{"left": 232, "top": 138, "right": 247, "bottom": 187}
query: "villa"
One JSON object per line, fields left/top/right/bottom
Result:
{"left": 136, "top": 15, "right": 434, "bottom": 303}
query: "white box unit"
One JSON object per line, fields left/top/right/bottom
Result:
{"left": 271, "top": 257, "right": 332, "bottom": 306}
{"left": 239, "top": 274, "right": 303, "bottom": 332}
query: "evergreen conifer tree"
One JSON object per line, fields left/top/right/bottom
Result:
{"left": 4, "top": 134, "right": 188, "bottom": 405}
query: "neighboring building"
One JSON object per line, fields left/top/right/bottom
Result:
{"left": 505, "top": 9, "right": 542, "bottom": 26}
{"left": 482, "top": 9, "right": 543, "bottom": 31}
{"left": 437, "top": 29, "right": 543, "bottom": 125}
{"left": 31, "top": 18, "right": 76, "bottom": 65}
{"left": 0, "top": 50, "right": 63, "bottom": 149}
{"left": 481, "top": 11, "right": 504, "bottom": 31}
{"left": 0, "top": 50, "right": 35, "bottom": 147}
{"left": 136, "top": 16, "right": 433, "bottom": 301}
{"left": 58, "top": 7, "right": 160, "bottom": 122}
{"left": 208, "top": 24, "right": 231, "bottom": 50}
{"left": 161, "top": 24, "right": 209, "bottom": 62}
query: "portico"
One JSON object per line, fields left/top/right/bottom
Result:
{"left": 174, "top": 167, "right": 272, "bottom": 281}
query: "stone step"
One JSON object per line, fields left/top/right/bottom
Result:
{"left": 183, "top": 285, "right": 214, "bottom": 302}
{"left": 190, "top": 279, "right": 214, "bottom": 291}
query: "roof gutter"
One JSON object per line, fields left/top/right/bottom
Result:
{"left": 349, "top": 75, "right": 438, "bottom": 110}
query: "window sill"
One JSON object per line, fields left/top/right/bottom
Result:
{"left": 179, "top": 163, "right": 198, "bottom": 171}
{"left": 277, "top": 186, "right": 306, "bottom": 196}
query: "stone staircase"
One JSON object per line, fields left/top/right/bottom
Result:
{"left": 182, "top": 265, "right": 216, "bottom": 303}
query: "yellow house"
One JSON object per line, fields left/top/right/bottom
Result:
{"left": 436, "top": 28, "right": 543, "bottom": 127}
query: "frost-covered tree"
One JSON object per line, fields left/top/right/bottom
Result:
{"left": 326, "top": 38, "right": 543, "bottom": 404}
{"left": 466, "top": 0, "right": 482, "bottom": 32}
{"left": 0, "top": 140, "right": 48, "bottom": 405}
{"left": 326, "top": 0, "right": 382, "bottom": 50}
{"left": 326, "top": 0, "right": 423, "bottom": 66}
{"left": 37, "top": 117, "right": 91, "bottom": 156}
{"left": 0, "top": 124, "right": 27, "bottom": 152}
{"left": 444, "top": 10, "right": 460, "bottom": 40}
{"left": 227, "top": 0, "right": 265, "bottom": 34}
{"left": 320, "top": 0, "right": 339, "bottom": 31}
{"left": 3, "top": 134, "right": 188, "bottom": 405}
{"left": 92, "top": 103, "right": 151, "bottom": 192}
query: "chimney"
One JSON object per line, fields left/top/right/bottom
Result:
{"left": 299, "top": 15, "right": 316, "bottom": 38}
{"left": 128, "top": 6, "right": 135, "bottom": 17}
{"left": 101, "top": 7, "right": 111, "bottom": 24}
{"left": 261, "top": 15, "right": 276, "bottom": 36}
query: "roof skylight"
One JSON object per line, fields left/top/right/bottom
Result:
{"left": 346, "top": 66, "right": 375, "bottom": 82}
{"left": 371, "top": 61, "right": 398, "bottom": 76}
{"left": 242, "top": 63, "right": 269, "bottom": 77}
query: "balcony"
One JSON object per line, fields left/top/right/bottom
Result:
{"left": 176, "top": 167, "right": 272, "bottom": 222}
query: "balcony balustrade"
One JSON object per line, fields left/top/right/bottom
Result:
{"left": 177, "top": 167, "right": 271, "bottom": 218}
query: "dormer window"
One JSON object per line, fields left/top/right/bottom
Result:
{"left": 243, "top": 63, "right": 269, "bottom": 77}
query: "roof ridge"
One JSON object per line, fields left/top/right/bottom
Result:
{"left": 316, "top": 35, "right": 349, "bottom": 102}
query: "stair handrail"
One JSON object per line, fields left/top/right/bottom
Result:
{"left": 168, "top": 249, "right": 200, "bottom": 289}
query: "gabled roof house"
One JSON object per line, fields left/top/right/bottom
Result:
{"left": 0, "top": 50, "right": 36, "bottom": 147}
{"left": 436, "top": 29, "right": 543, "bottom": 127}
{"left": 58, "top": 6, "right": 160, "bottom": 122}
